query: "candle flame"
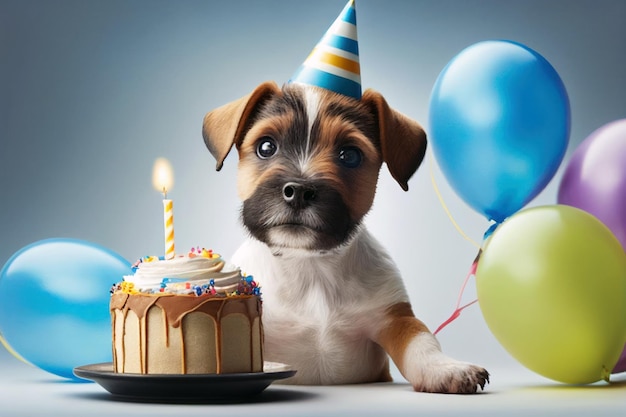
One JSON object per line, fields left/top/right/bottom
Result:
{"left": 152, "top": 157, "right": 174, "bottom": 196}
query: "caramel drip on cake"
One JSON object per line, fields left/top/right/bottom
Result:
{"left": 110, "top": 293, "right": 160, "bottom": 373}
{"left": 110, "top": 292, "right": 262, "bottom": 374}
{"left": 180, "top": 319, "right": 186, "bottom": 373}
{"left": 111, "top": 312, "right": 117, "bottom": 370}
{"left": 216, "top": 298, "right": 226, "bottom": 374}
{"left": 140, "top": 314, "right": 147, "bottom": 373}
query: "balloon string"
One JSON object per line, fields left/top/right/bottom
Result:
{"left": 428, "top": 151, "right": 481, "bottom": 250}
{"left": 0, "top": 333, "right": 30, "bottom": 365}
{"left": 433, "top": 254, "right": 480, "bottom": 335}
{"left": 428, "top": 151, "right": 484, "bottom": 334}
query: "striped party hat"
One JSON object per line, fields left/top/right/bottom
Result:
{"left": 289, "top": 0, "right": 361, "bottom": 100}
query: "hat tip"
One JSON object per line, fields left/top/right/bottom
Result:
{"left": 289, "top": 0, "right": 361, "bottom": 100}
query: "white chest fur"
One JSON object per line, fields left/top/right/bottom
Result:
{"left": 231, "top": 227, "right": 409, "bottom": 384}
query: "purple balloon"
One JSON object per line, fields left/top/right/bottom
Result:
{"left": 558, "top": 119, "right": 626, "bottom": 248}
{"left": 557, "top": 119, "right": 626, "bottom": 374}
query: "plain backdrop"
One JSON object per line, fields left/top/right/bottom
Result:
{"left": 1, "top": 0, "right": 626, "bottom": 391}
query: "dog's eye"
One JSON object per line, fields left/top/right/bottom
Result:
{"left": 338, "top": 146, "right": 362, "bottom": 168}
{"left": 256, "top": 137, "right": 278, "bottom": 159}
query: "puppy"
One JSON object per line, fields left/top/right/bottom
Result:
{"left": 202, "top": 81, "right": 489, "bottom": 393}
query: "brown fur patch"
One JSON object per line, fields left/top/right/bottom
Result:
{"left": 301, "top": 114, "right": 381, "bottom": 220}
{"left": 361, "top": 89, "right": 427, "bottom": 191}
{"left": 203, "top": 81, "right": 281, "bottom": 170}
{"left": 237, "top": 113, "right": 296, "bottom": 201}
{"left": 375, "top": 302, "right": 430, "bottom": 372}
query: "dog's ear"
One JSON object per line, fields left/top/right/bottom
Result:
{"left": 203, "top": 81, "right": 281, "bottom": 171}
{"left": 361, "top": 89, "right": 427, "bottom": 191}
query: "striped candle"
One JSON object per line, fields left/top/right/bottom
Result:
{"left": 152, "top": 157, "right": 175, "bottom": 259}
{"left": 163, "top": 198, "right": 175, "bottom": 259}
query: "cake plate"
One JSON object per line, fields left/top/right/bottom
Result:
{"left": 73, "top": 362, "right": 296, "bottom": 403}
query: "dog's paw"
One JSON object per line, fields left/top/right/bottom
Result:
{"left": 412, "top": 360, "right": 489, "bottom": 394}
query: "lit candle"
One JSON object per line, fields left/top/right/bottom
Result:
{"left": 152, "top": 157, "right": 175, "bottom": 260}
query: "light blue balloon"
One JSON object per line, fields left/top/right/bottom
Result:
{"left": 429, "top": 40, "right": 570, "bottom": 222}
{"left": 0, "top": 238, "right": 131, "bottom": 380}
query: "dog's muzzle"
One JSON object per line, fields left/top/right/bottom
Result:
{"left": 241, "top": 177, "right": 358, "bottom": 252}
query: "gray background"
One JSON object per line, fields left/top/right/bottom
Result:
{"left": 1, "top": 0, "right": 625, "bottom": 394}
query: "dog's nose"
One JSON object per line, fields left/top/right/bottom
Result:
{"left": 282, "top": 182, "right": 316, "bottom": 207}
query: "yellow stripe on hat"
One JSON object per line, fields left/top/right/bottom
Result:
{"left": 307, "top": 48, "right": 360, "bottom": 75}
{"left": 303, "top": 60, "right": 362, "bottom": 84}
{"left": 317, "top": 44, "right": 359, "bottom": 61}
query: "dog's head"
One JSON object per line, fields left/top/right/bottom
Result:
{"left": 203, "top": 81, "right": 426, "bottom": 254}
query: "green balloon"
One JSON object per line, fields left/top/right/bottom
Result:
{"left": 476, "top": 205, "right": 626, "bottom": 384}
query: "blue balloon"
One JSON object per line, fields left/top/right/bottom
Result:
{"left": 429, "top": 40, "right": 570, "bottom": 222}
{"left": 0, "top": 238, "right": 132, "bottom": 380}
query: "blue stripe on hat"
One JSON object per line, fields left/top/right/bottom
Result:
{"left": 341, "top": 2, "right": 356, "bottom": 25}
{"left": 325, "top": 34, "right": 359, "bottom": 56}
{"left": 290, "top": 65, "right": 362, "bottom": 100}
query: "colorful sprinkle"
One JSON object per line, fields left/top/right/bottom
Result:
{"left": 112, "top": 247, "right": 262, "bottom": 299}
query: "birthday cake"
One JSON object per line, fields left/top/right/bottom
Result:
{"left": 110, "top": 247, "right": 263, "bottom": 374}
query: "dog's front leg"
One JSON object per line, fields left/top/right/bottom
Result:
{"left": 375, "top": 302, "right": 489, "bottom": 394}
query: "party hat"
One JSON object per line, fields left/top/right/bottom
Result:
{"left": 289, "top": 0, "right": 361, "bottom": 100}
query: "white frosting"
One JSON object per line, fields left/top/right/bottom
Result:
{"left": 124, "top": 255, "right": 243, "bottom": 294}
